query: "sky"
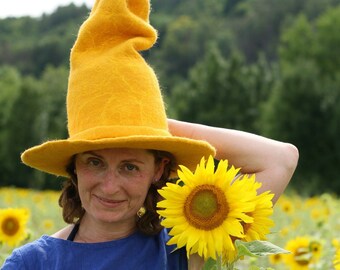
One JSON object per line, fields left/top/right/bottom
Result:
{"left": 1, "top": 0, "right": 94, "bottom": 18}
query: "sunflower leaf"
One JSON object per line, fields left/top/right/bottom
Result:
{"left": 235, "top": 240, "right": 290, "bottom": 257}
{"left": 235, "top": 241, "right": 258, "bottom": 258}
{"left": 203, "top": 258, "right": 217, "bottom": 270}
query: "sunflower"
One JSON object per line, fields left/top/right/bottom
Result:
{"left": 223, "top": 179, "right": 274, "bottom": 263}
{"left": 283, "top": 236, "right": 321, "bottom": 270}
{"left": 42, "top": 219, "right": 55, "bottom": 231}
{"left": 333, "top": 239, "right": 340, "bottom": 249}
{"left": 334, "top": 247, "right": 340, "bottom": 270}
{"left": 157, "top": 155, "right": 269, "bottom": 262}
{"left": 309, "top": 240, "right": 322, "bottom": 260}
{"left": 279, "top": 199, "right": 294, "bottom": 215}
{"left": 269, "top": 253, "right": 283, "bottom": 265}
{"left": 0, "top": 208, "right": 29, "bottom": 247}
{"left": 239, "top": 188, "right": 274, "bottom": 242}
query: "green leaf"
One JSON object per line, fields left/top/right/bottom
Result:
{"left": 235, "top": 240, "right": 290, "bottom": 257}
{"left": 203, "top": 258, "right": 217, "bottom": 270}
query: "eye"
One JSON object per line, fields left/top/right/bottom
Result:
{"left": 124, "top": 163, "right": 139, "bottom": 172}
{"left": 87, "top": 157, "right": 104, "bottom": 168}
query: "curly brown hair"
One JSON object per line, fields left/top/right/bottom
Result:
{"left": 58, "top": 150, "right": 176, "bottom": 236}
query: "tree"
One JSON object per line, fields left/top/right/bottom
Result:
{"left": 156, "top": 16, "right": 202, "bottom": 79}
{"left": 0, "top": 66, "right": 21, "bottom": 128}
{"left": 0, "top": 66, "right": 22, "bottom": 186}
{"left": 226, "top": 0, "right": 340, "bottom": 63}
{"left": 314, "top": 6, "right": 340, "bottom": 77}
{"left": 170, "top": 45, "right": 276, "bottom": 133}
{"left": 149, "top": 4, "right": 233, "bottom": 95}
{"left": 1, "top": 74, "right": 42, "bottom": 187}
{"left": 38, "top": 65, "right": 68, "bottom": 141}
{"left": 0, "top": 65, "right": 68, "bottom": 189}
{"left": 0, "top": 4, "right": 87, "bottom": 76}
{"left": 259, "top": 7, "right": 340, "bottom": 194}
{"left": 278, "top": 14, "right": 315, "bottom": 67}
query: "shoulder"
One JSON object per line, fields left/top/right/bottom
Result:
{"left": 50, "top": 224, "right": 74, "bottom": 240}
{"left": 2, "top": 248, "right": 25, "bottom": 270}
{"left": 1, "top": 236, "right": 48, "bottom": 269}
{"left": 2, "top": 233, "right": 76, "bottom": 269}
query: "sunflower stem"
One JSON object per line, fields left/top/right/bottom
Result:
{"left": 224, "top": 261, "right": 235, "bottom": 270}
{"left": 216, "top": 255, "right": 222, "bottom": 270}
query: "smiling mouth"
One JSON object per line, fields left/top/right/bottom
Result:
{"left": 94, "top": 195, "right": 125, "bottom": 207}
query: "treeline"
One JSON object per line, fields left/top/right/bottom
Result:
{"left": 1, "top": 0, "right": 340, "bottom": 194}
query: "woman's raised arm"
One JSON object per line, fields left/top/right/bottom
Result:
{"left": 168, "top": 119, "right": 299, "bottom": 204}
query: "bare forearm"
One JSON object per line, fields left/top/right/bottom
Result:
{"left": 168, "top": 119, "right": 299, "bottom": 203}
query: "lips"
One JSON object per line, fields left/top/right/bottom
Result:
{"left": 94, "top": 194, "right": 125, "bottom": 207}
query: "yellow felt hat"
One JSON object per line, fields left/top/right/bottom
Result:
{"left": 21, "top": 0, "right": 216, "bottom": 178}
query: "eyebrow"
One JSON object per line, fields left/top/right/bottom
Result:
{"left": 81, "top": 151, "right": 102, "bottom": 158}
{"left": 81, "top": 151, "right": 146, "bottom": 164}
{"left": 121, "top": 159, "right": 146, "bottom": 165}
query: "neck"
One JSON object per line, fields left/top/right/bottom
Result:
{"left": 74, "top": 214, "right": 137, "bottom": 243}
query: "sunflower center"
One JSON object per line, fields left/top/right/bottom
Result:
{"left": 273, "top": 254, "right": 281, "bottom": 262}
{"left": 310, "top": 242, "right": 320, "bottom": 253}
{"left": 294, "top": 248, "right": 311, "bottom": 266}
{"left": 184, "top": 184, "right": 229, "bottom": 230}
{"left": 2, "top": 217, "right": 20, "bottom": 236}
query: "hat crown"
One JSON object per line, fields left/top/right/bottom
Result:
{"left": 20, "top": 0, "right": 216, "bottom": 178}
{"left": 66, "top": 0, "right": 168, "bottom": 140}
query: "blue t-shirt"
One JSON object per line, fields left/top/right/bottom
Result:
{"left": 1, "top": 229, "right": 187, "bottom": 270}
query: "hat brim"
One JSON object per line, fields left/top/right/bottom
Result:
{"left": 21, "top": 135, "right": 216, "bottom": 178}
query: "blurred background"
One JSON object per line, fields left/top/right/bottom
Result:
{"left": 0, "top": 0, "right": 340, "bottom": 196}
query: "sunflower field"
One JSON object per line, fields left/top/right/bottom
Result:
{"left": 0, "top": 187, "right": 66, "bottom": 266}
{"left": 0, "top": 187, "right": 339, "bottom": 269}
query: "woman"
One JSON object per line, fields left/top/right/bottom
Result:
{"left": 1, "top": 121, "right": 298, "bottom": 270}
{"left": 1, "top": 0, "right": 298, "bottom": 269}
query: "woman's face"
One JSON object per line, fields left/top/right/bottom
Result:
{"left": 75, "top": 148, "right": 165, "bottom": 226}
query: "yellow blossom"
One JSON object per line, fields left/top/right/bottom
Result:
{"left": 0, "top": 208, "right": 30, "bottom": 247}
{"left": 157, "top": 156, "right": 274, "bottom": 264}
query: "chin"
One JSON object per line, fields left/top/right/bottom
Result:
{"left": 94, "top": 211, "right": 133, "bottom": 224}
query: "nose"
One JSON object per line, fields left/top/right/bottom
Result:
{"left": 100, "top": 168, "right": 121, "bottom": 194}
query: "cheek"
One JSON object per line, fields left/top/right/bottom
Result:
{"left": 127, "top": 179, "right": 152, "bottom": 200}
{"left": 76, "top": 173, "right": 96, "bottom": 198}
{"left": 76, "top": 178, "right": 87, "bottom": 202}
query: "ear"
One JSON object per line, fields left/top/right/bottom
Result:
{"left": 154, "top": 158, "right": 169, "bottom": 182}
